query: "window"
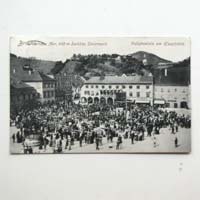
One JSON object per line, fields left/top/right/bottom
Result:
{"left": 174, "top": 88, "right": 177, "bottom": 92}
{"left": 84, "top": 91, "right": 90, "bottom": 95}
{"left": 96, "top": 85, "right": 98, "bottom": 88}
{"left": 129, "top": 85, "right": 133, "bottom": 89}
{"left": 102, "top": 85, "right": 105, "bottom": 89}
{"left": 122, "top": 85, "right": 126, "bottom": 89}
{"left": 137, "top": 85, "right": 140, "bottom": 89}
{"left": 146, "top": 92, "right": 150, "bottom": 98}
{"left": 86, "top": 85, "right": 88, "bottom": 88}
{"left": 43, "top": 91, "right": 46, "bottom": 98}
{"left": 182, "top": 89, "right": 186, "bottom": 93}
{"left": 146, "top": 85, "right": 149, "bottom": 89}
{"left": 109, "top": 85, "right": 112, "bottom": 89}
{"left": 91, "top": 85, "right": 94, "bottom": 88}
{"left": 168, "top": 89, "right": 170, "bottom": 93}
{"left": 129, "top": 92, "right": 133, "bottom": 97}
{"left": 91, "top": 91, "right": 94, "bottom": 96}
{"left": 137, "top": 92, "right": 140, "bottom": 97}
{"left": 116, "top": 85, "right": 119, "bottom": 89}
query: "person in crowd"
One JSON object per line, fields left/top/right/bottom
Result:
{"left": 12, "top": 133, "right": 15, "bottom": 143}
{"left": 116, "top": 135, "right": 122, "bottom": 150}
{"left": 175, "top": 136, "right": 178, "bottom": 148}
{"left": 95, "top": 133, "right": 100, "bottom": 150}
{"left": 130, "top": 128, "right": 135, "bottom": 144}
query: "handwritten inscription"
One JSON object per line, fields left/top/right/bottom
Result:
{"left": 18, "top": 40, "right": 108, "bottom": 47}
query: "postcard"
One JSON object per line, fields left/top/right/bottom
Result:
{"left": 10, "top": 37, "right": 191, "bottom": 153}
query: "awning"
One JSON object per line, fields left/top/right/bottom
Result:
{"left": 154, "top": 100, "right": 165, "bottom": 104}
{"left": 135, "top": 100, "right": 150, "bottom": 104}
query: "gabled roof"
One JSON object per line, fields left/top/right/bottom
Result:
{"left": 11, "top": 68, "right": 55, "bottom": 82}
{"left": 85, "top": 75, "right": 153, "bottom": 84}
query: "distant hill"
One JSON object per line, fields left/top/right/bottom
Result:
{"left": 129, "top": 51, "right": 172, "bottom": 66}
{"left": 10, "top": 53, "right": 190, "bottom": 86}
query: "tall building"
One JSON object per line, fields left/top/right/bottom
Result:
{"left": 50, "top": 60, "right": 84, "bottom": 102}
{"left": 10, "top": 77, "right": 39, "bottom": 114}
{"left": 153, "top": 64, "right": 190, "bottom": 108}
{"left": 11, "top": 67, "right": 56, "bottom": 104}
{"left": 80, "top": 74, "right": 153, "bottom": 105}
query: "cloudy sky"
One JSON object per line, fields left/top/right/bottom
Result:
{"left": 10, "top": 37, "right": 190, "bottom": 62}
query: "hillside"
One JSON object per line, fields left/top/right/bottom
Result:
{"left": 10, "top": 52, "right": 190, "bottom": 86}
{"left": 129, "top": 51, "right": 172, "bottom": 66}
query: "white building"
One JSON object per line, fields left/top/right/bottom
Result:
{"left": 80, "top": 74, "right": 153, "bottom": 105}
{"left": 153, "top": 65, "right": 190, "bottom": 108}
{"left": 154, "top": 84, "right": 190, "bottom": 108}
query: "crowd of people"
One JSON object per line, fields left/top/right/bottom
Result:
{"left": 10, "top": 101, "right": 191, "bottom": 153}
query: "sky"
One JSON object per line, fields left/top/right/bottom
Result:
{"left": 10, "top": 37, "right": 191, "bottom": 62}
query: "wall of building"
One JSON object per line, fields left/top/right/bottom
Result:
{"left": 25, "top": 82, "right": 43, "bottom": 99}
{"left": 25, "top": 81, "right": 55, "bottom": 103}
{"left": 154, "top": 85, "right": 189, "bottom": 108}
{"left": 80, "top": 83, "right": 153, "bottom": 104}
{"left": 42, "top": 81, "right": 56, "bottom": 103}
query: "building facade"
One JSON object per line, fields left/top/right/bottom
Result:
{"left": 154, "top": 85, "right": 189, "bottom": 108}
{"left": 11, "top": 67, "right": 56, "bottom": 104}
{"left": 10, "top": 77, "right": 39, "bottom": 115}
{"left": 153, "top": 64, "right": 190, "bottom": 108}
{"left": 80, "top": 74, "right": 153, "bottom": 105}
{"left": 51, "top": 61, "right": 85, "bottom": 102}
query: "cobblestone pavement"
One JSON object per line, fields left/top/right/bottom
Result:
{"left": 10, "top": 126, "right": 191, "bottom": 154}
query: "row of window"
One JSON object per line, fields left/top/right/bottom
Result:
{"left": 85, "top": 85, "right": 150, "bottom": 89}
{"left": 15, "top": 93, "right": 39, "bottom": 101}
{"left": 43, "top": 91, "right": 55, "bottom": 98}
{"left": 156, "top": 88, "right": 186, "bottom": 93}
{"left": 44, "top": 83, "right": 55, "bottom": 88}
{"left": 84, "top": 90, "right": 150, "bottom": 98}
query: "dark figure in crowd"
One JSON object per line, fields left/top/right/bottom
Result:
{"left": 116, "top": 135, "right": 122, "bottom": 150}
{"left": 171, "top": 125, "right": 175, "bottom": 134}
{"left": 175, "top": 137, "right": 178, "bottom": 148}
{"left": 130, "top": 130, "right": 135, "bottom": 144}
{"left": 175, "top": 122, "right": 178, "bottom": 132}
{"left": 79, "top": 133, "right": 83, "bottom": 147}
{"left": 12, "top": 133, "right": 15, "bottom": 143}
{"left": 147, "top": 122, "right": 153, "bottom": 137}
{"left": 95, "top": 134, "right": 100, "bottom": 150}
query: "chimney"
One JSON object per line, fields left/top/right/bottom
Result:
{"left": 164, "top": 68, "right": 168, "bottom": 76}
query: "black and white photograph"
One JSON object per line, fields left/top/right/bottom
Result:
{"left": 10, "top": 37, "right": 191, "bottom": 154}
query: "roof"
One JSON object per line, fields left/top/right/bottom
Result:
{"left": 85, "top": 75, "right": 153, "bottom": 84}
{"left": 11, "top": 68, "right": 55, "bottom": 82}
{"left": 39, "top": 72, "right": 55, "bottom": 82}
{"left": 154, "top": 66, "right": 190, "bottom": 86}
{"left": 10, "top": 76, "right": 37, "bottom": 93}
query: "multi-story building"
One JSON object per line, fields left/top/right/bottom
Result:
{"left": 11, "top": 67, "right": 56, "bottom": 104}
{"left": 80, "top": 74, "right": 153, "bottom": 105}
{"left": 10, "top": 77, "right": 39, "bottom": 114}
{"left": 50, "top": 60, "right": 85, "bottom": 102}
{"left": 153, "top": 64, "right": 190, "bottom": 108}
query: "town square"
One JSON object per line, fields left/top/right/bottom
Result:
{"left": 10, "top": 37, "right": 191, "bottom": 154}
